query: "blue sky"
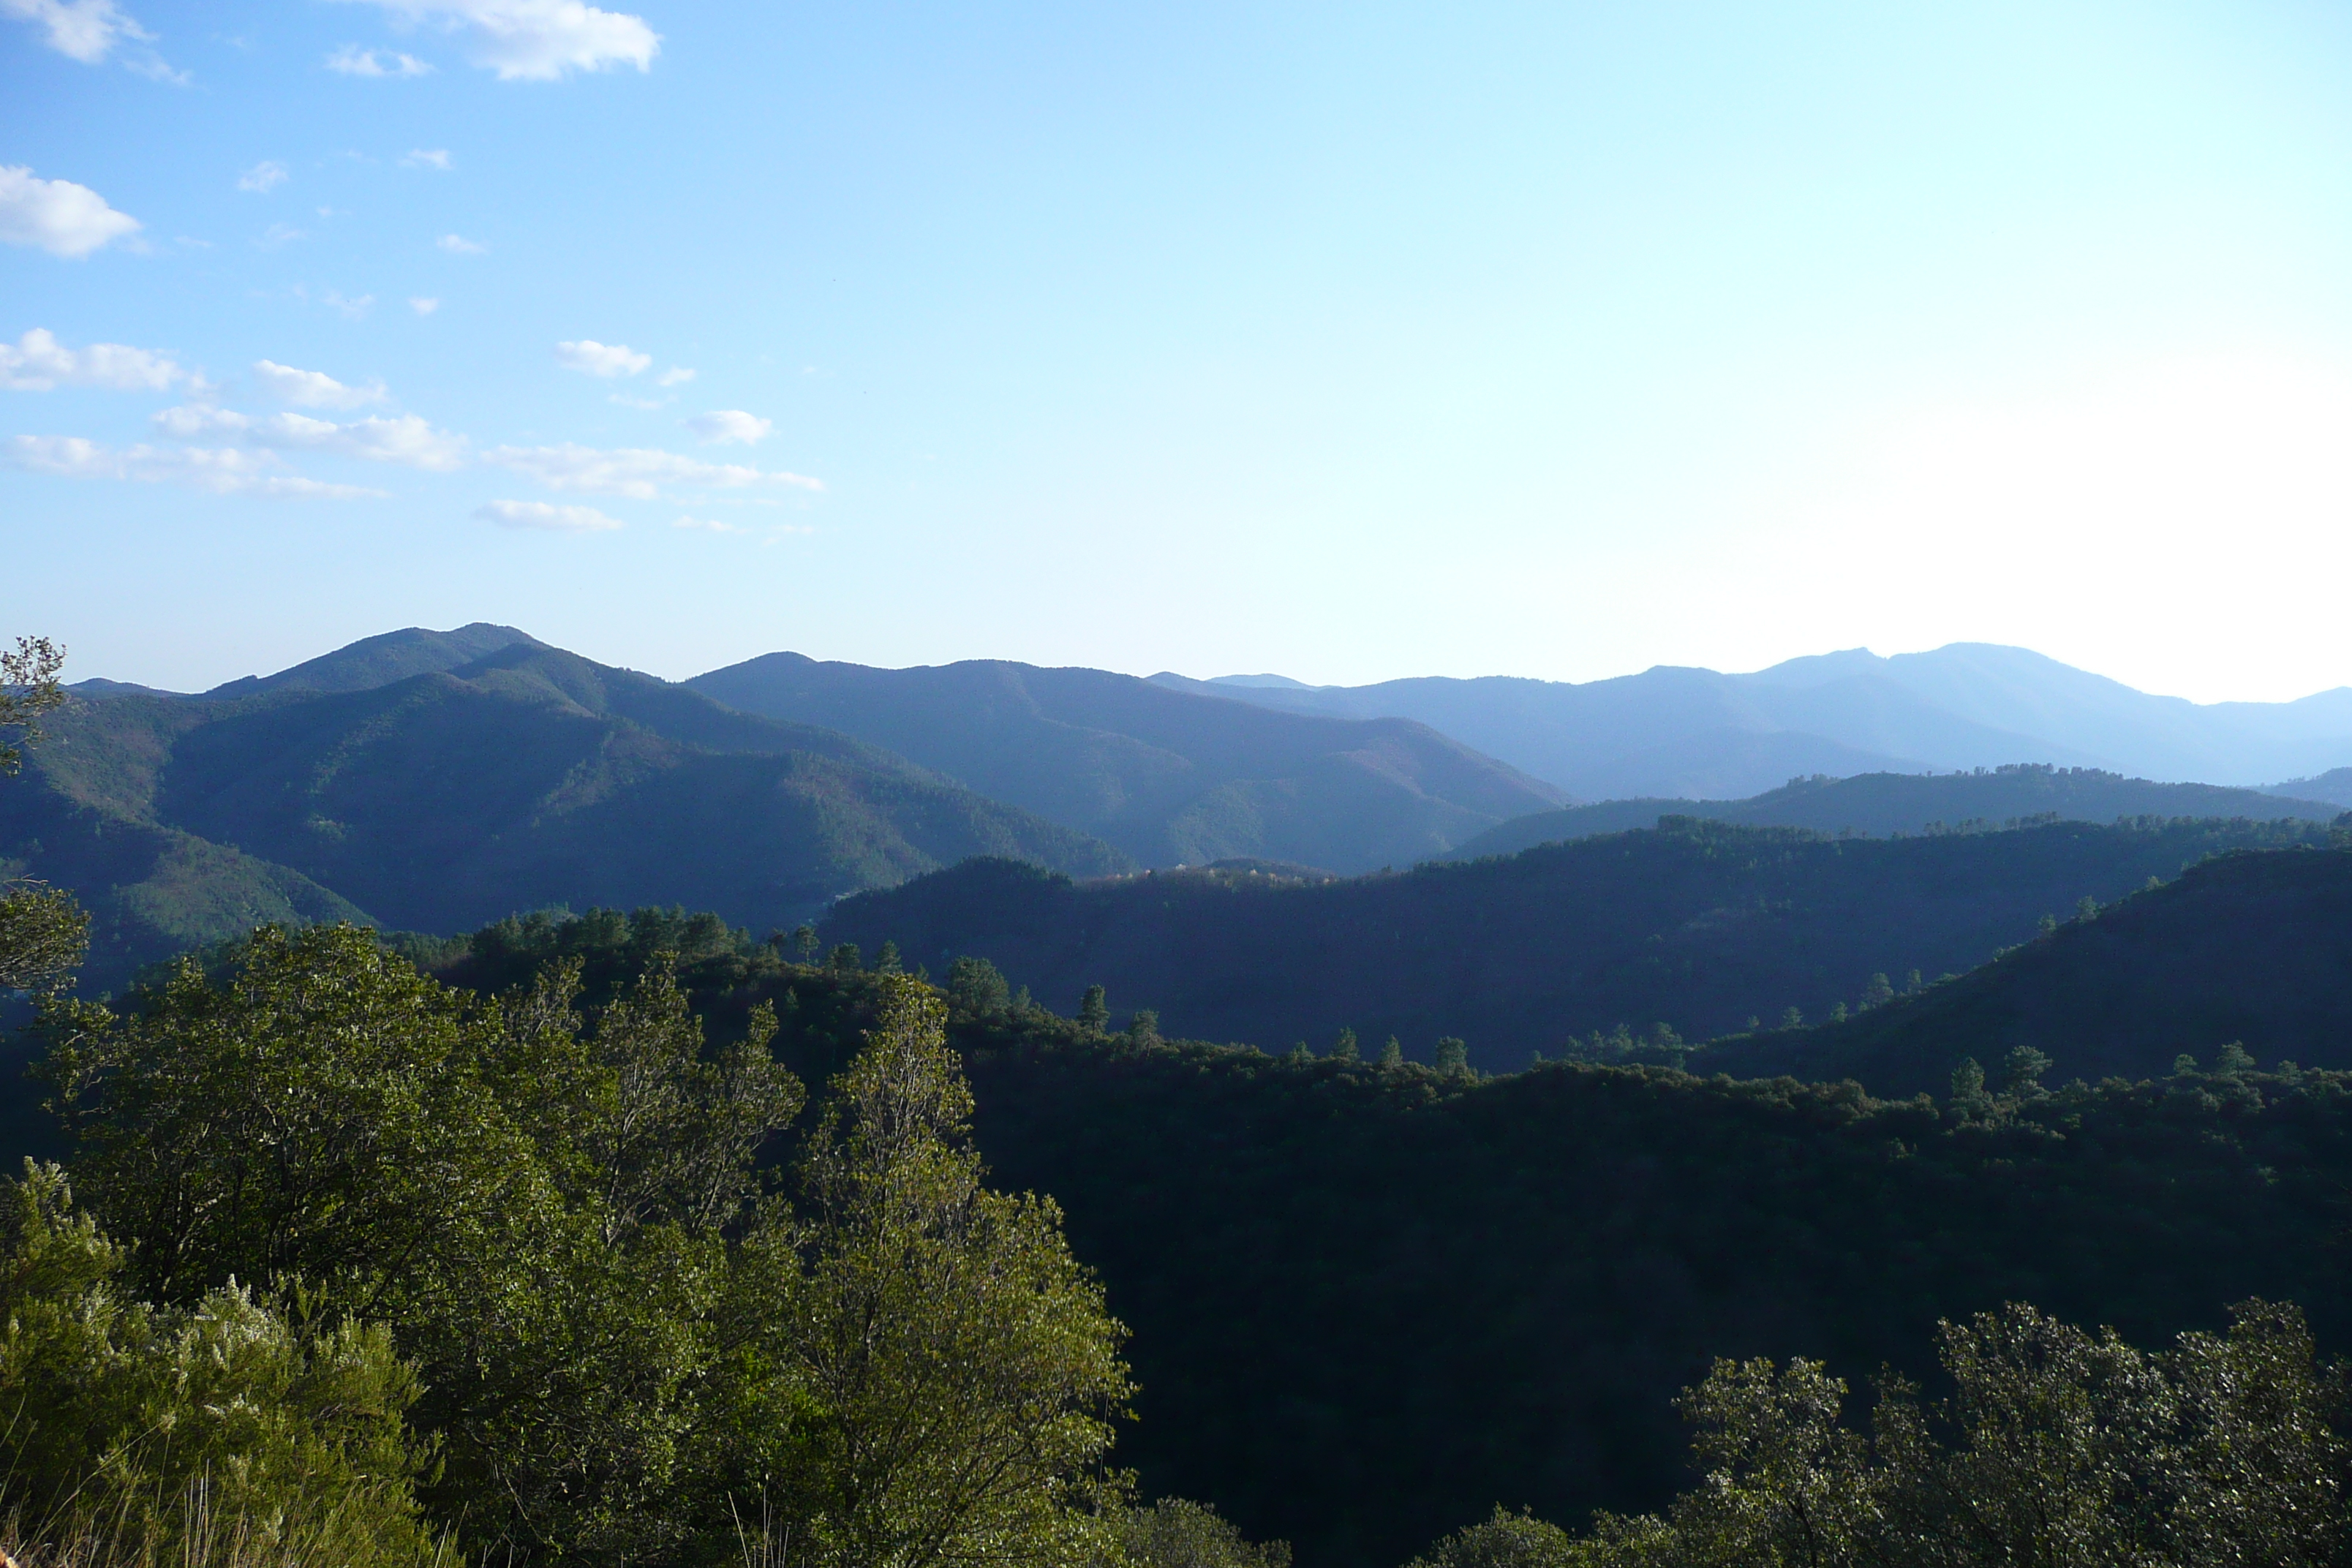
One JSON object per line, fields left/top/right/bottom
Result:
{"left": 7, "top": 0, "right": 2352, "bottom": 700}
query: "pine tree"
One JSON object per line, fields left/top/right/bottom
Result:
{"left": 1329, "top": 1028, "right": 1360, "bottom": 1063}
{"left": 1434, "top": 1037, "right": 1470, "bottom": 1077}
{"left": 1377, "top": 1036, "right": 1403, "bottom": 1068}
{"left": 1078, "top": 985, "right": 1110, "bottom": 1033}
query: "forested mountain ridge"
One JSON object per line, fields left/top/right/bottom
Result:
{"left": 819, "top": 816, "right": 2336, "bottom": 1068}
{"left": 686, "top": 652, "right": 1565, "bottom": 872}
{"left": 1154, "top": 642, "right": 2352, "bottom": 796}
{"left": 1705, "top": 841, "right": 2352, "bottom": 1093}
{"left": 1452, "top": 764, "right": 2342, "bottom": 858}
{"left": 4, "top": 640, "right": 1128, "bottom": 983}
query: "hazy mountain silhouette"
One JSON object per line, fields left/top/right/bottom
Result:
{"left": 204, "top": 622, "right": 547, "bottom": 697}
{"left": 1153, "top": 644, "right": 2352, "bottom": 796}
{"left": 687, "top": 652, "right": 1564, "bottom": 872}
{"left": 1452, "top": 765, "right": 2342, "bottom": 859}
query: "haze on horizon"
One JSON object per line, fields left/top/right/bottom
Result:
{"left": 7, "top": 0, "right": 2352, "bottom": 704}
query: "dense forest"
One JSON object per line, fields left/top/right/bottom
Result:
{"left": 821, "top": 815, "right": 2339, "bottom": 1068}
{"left": 11, "top": 637, "right": 2352, "bottom": 1568}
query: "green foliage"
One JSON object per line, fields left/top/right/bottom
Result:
{"left": 0, "top": 633, "right": 67, "bottom": 776}
{"left": 1328, "top": 1028, "right": 1359, "bottom": 1063}
{"left": 0, "top": 1164, "right": 439, "bottom": 1568}
{"left": 757, "top": 977, "right": 1132, "bottom": 1568}
{"left": 0, "top": 881, "right": 86, "bottom": 995}
{"left": 1401, "top": 1509, "right": 1575, "bottom": 1568}
{"left": 1110, "top": 1496, "right": 1292, "bottom": 1568}
{"left": 946, "top": 954, "right": 1014, "bottom": 1020}
{"left": 1079, "top": 984, "right": 1111, "bottom": 1033}
{"left": 1433, "top": 1037, "right": 1469, "bottom": 1077}
{"left": 1546, "top": 1298, "right": 2348, "bottom": 1567}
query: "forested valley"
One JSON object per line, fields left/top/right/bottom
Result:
{"left": 8, "top": 636, "right": 2352, "bottom": 1568}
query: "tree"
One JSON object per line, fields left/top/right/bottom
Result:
{"left": 0, "top": 633, "right": 66, "bottom": 776}
{"left": 1434, "top": 1037, "right": 1470, "bottom": 1077}
{"left": 946, "top": 955, "right": 1013, "bottom": 1019}
{"left": 1112, "top": 1496, "right": 1291, "bottom": 1568}
{"left": 1330, "top": 1027, "right": 1360, "bottom": 1063}
{"left": 875, "top": 940, "right": 904, "bottom": 975}
{"left": 2002, "top": 1044, "right": 2053, "bottom": 1098}
{"left": 1861, "top": 973, "right": 1893, "bottom": 1009}
{"left": 1402, "top": 1507, "right": 1574, "bottom": 1568}
{"left": 795, "top": 924, "right": 821, "bottom": 962}
{"left": 765, "top": 978, "right": 1132, "bottom": 1568}
{"left": 1079, "top": 984, "right": 1111, "bottom": 1033}
{"left": 1378, "top": 1036, "right": 1403, "bottom": 1068}
{"left": 831, "top": 943, "right": 864, "bottom": 972}
{"left": 1128, "top": 1009, "right": 1162, "bottom": 1049}
{"left": 1948, "top": 1055, "right": 1993, "bottom": 1120}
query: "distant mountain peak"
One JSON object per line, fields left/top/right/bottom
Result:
{"left": 1203, "top": 673, "right": 1323, "bottom": 690}
{"left": 207, "top": 623, "right": 548, "bottom": 698}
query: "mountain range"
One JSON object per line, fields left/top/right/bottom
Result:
{"left": 819, "top": 817, "right": 2334, "bottom": 1067}
{"left": 1155, "top": 644, "right": 2352, "bottom": 797}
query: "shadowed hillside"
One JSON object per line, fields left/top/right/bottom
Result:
{"left": 687, "top": 652, "right": 1565, "bottom": 872}
{"left": 1705, "top": 842, "right": 2352, "bottom": 1094}
{"left": 1452, "top": 764, "right": 2342, "bottom": 857}
{"left": 820, "top": 816, "right": 2333, "bottom": 1068}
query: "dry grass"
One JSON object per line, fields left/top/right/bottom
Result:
{"left": 0, "top": 1476, "right": 463, "bottom": 1568}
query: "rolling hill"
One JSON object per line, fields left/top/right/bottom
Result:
{"left": 686, "top": 652, "right": 1565, "bottom": 872}
{"left": 4, "top": 635, "right": 1128, "bottom": 983}
{"left": 1704, "top": 842, "right": 2352, "bottom": 1094}
{"left": 1450, "top": 765, "right": 2342, "bottom": 859}
{"left": 1153, "top": 643, "right": 2352, "bottom": 796}
{"left": 818, "top": 815, "right": 2334, "bottom": 1068}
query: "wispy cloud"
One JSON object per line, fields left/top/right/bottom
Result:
{"left": 252, "top": 358, "right": 386, "bottom": 409}
{"left": 344, "top": 0, "right": 657, "bottom": 81}
{"left": 554, "top": 339, "right": 649, "bottom": 377}
{"left": 4, "top": 433, "right": 382, "bottom": 497}
{"left": 477, "top": 498, "right": 623, "bottom": 531}
{"left": 410, "top": 296, "right": 441, "bottom": 314}
{"left": 671, "top": 514, "right": 746, "bottom": 533}
{"left": 237, "top": 160, "right": 288, "bottom": 193}
{"left": 0, "top": 165, "right": 141, "bottom": 257}
{"left": 436, "top": 232, "right": 485, "bottom": 254}
{"left": 485, "top": 441, "right": 822, "bottom": 499}
{"left": 401, "top": 147, "right": 452, "bottom": 169}
{"left": 684, "top": 409, "right": 769, "bottom": 445}
{"left": 155, "top": 406, "right": 470, "bottom": 470}
{"left": 328, "top": 43, "right": 432, "bottom": 75}
{"left": 323, "top": 290, "right": 374, "bottom": 318}
{"left": 0, "top": 328, "right": 186, "bottom": 391}
{"left": 0, "top": 0, "right": 165, "bottom": 70}
{"left": 654, "top": 366, "right": 693, "bottom": 387}
{"left": 257, "top": 221, "right": 306, "bottom": 249}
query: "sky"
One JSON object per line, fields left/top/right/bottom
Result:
{"left": 7, "top": 0, "right": 2352, "bottom": 701}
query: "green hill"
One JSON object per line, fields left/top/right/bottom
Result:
{"left": 1703, "top": 842, "right": 2352, "bottom": 1093}
{"left": 202, "top": 621, "right": 546, "bottom": 696}
{"left": 687, "top": 652, "right": 1566, "bottom": 872}
{"left": 1451, "top": 764, "right": 2342, "bottom": 858}
{"left": 820, "top": 815, "right": 2334, "bottom": 1068}
{"left": 2, "top": 638, "right": 1128, "bottom": 978}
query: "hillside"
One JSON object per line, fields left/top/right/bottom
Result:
{"left": 686, "top": 652, "right": 1565, "bottom": 872}
{"left": 1452, "top": 765, "right": 2342, "bottom": 858}
{"left": 2, "top": 636, "right": 1128, "bottom": 977}
{"left": 1153, "top": 643, "right": 2352, "bottom": 795}
{"left": 1705, "top": 843, "right": 2352, "bottom": 1094}
{"left": 203, "top": 621, "right": 546, "bottom": 696}
{"left": 819, "top": 816, "right": 2333, "bottom": 1068}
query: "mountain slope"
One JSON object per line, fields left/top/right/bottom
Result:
{"left": 1154, "top": 644, "right": 2352, "bottom": 794}
{"left": 1704, "top": 843, "right": 2352, "bottom": 1094}
{"left": 819, "top": 817, "right": 2331, "bottom": 1067}
{"left": 4, "top": 636, "right": 1131, "bottom": 970}
{"left": 204, "top": 622, "right": 546, "bottom": 697}
{"left": 1452, "top": 766, "right": 2343, "bottom": 859}
{"left": 687, "top": 653, "right": 1565, "bottom": 872}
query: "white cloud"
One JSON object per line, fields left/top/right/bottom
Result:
{"left": 1, "top": 0, "right": 149, "bottom": 64}
{"left": 347, "top": 0, "right": 657, "bottom": 81}
{"left": 684, "top": 409, "right": 770, "bottom": 445}
{"left": 323, "top": 290, "right": 374, "bottom": 318}
{"left": 252, "top": 358, "right": 386, "bottom": 409}
{"left": 653, "top": 365, "right": 693, "bottom": 386}
{"left": 553, "top": 339, "right": 648, "bottom": 377}
{"left": 671, "top": 514, "right": 745, "bottom": 533}
{"left": 237, "top": 160, "right": 288, "bottom": 193}
{"left": 401, "top": 147, "right": 452, "bottom": 169}
{"left": 155, "top": 406, "right": 470, "bottom": 470}
{"left": 478, "top": 498, "right": 622, "bottom": 531}
{"left": 4, "top": 433, "right": 382, "bottom": 497}
{"left": 410, "top": 295, "right": 440, "bottom": 314}
{"left": 0, "top": 165, "right": 141, "bottom": 257}
{"left": 0, "top": 328, "right": 184, "bottom": 391}
{"left": 328, "top": 43, "right": 432, "bottom": 75}
{"left": 485, "top": 442, "right": 823, "bottom": 499}
{"left": 436, "top": 232, "right": 485, "bottom": 254}
{"left": 257, "top": 221, "right": 306, "bottom": 249}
